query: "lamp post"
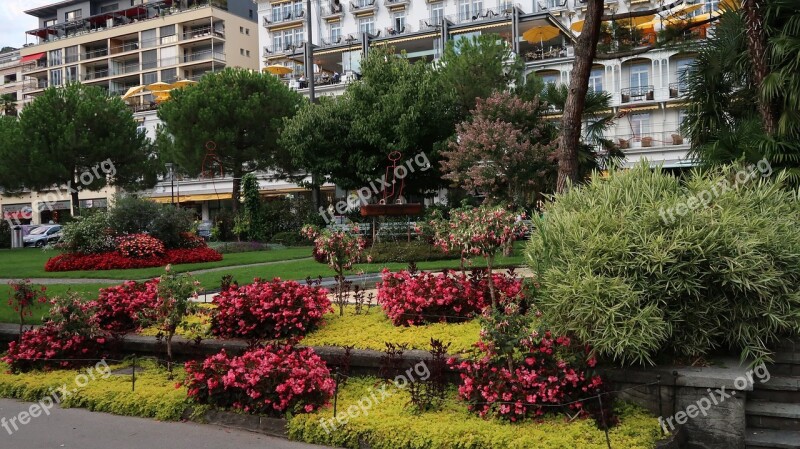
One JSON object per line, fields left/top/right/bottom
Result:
{"left": 165, "top": 163, "right": 175, "bottom": 205}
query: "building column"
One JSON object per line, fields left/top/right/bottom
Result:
{"left": 201, "top": 202, "right": 210, "bottom": 221}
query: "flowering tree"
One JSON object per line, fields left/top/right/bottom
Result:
{"left": 429, "top": 206, "right": 527, "bottom": 308}
{"left": 302, "top": 225, "right": 366, "bottom": 315}
{"left": 7, "top": 280, "right": 47, "bottom": 340}
{"left": 440, "top": 92, "right": 556, "bottom": 208}
{"left": 148, "top": 265, "right": 200, "bottom": 369}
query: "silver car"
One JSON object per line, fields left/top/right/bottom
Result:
{"left": 23, "top": 225, "right": 63, "bottom": 248}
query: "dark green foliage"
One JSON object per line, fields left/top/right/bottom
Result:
{"left": 270, "top": 231, "right": 311, "bottom": 247}
{"left": 362, "top": 241, "right": 450, "bottom": 263}
{"left": 527, "top": 163, "right": 800, "bottom": 365}
{"left": 106, "top": 196, "right": 194, "bottom": 248}
{"left": 0, "top": 220, "right": 10, "bottom": 249}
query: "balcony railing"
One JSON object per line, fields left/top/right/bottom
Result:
{"left": 668, "top": 82, "right": 689, "bottom": 99}
{"left": 262, "top": 8, "right": 305, "bottom": 27}
{"left": 83, "top": 70, "right": 109, "bottom": 81}
{"left": 182, "top": 51, "right": 226, "bottom": 64}
{"left": 22, "top": 61, "right": 48, "bottom": 73}
{"left": 620, "top": 85, "right": 655, "bottom": 103}
{"left": 613, "top": 132, "right": 689, "bottom": 150}
{"left": 350, "top": 0, "right": 378, "bottom": 13}
{"left": 321, "top": 2, "right": 345, "bottom": 19}
{"left": 110, "top": 65, "right": 140, "bottom": 76}
{"left": 181, "top": 27, "right": 225, "bottom": 41}
{"left": 456, "top": 7, "right": 502, "bottom": 24}
{"left": 384, "top": 0, "right": 410, "bottom": 7}
{"left": 385, "top": 24, "right": 414, "bottom": 36}
{"left": 524, "top": 45, "right": 570, "bottom": 61}
{"left": 84, "top": 48, "right": 109, "bottom": 60}
{"left": 419, "top": 17, "right": 445, "bottom": 31}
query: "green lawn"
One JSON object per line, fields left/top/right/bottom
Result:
{"left": 0, "top": 283, "right": 111, "bottom": 323}
{"left": 0, "top": 247, "right": 311, "bottom": 280}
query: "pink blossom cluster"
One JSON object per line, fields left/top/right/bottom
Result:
{"left": 184, "top": 346, "right": 335, "bottom": 416}
{"left": 7, "top": 279, "right": 47, "bottom": 317}
{"left": 430, "top": 207, "right": 527, "bottom": 259}
{"left": 377, "top": 269, "right": 522, "bottom": 326}
{"left": 116, "top": 234, "right": 166, "bottom": 259}
{"left": 449, "top": 331, "right": 603, "bottom": 422}
{"left": 211, "top": 279, "right": 332, "bottom": 343}
{"left": 302, "top": 225, "right": 365, "bottom": 273}
{"left": 89, "top": 279, "right": 160, "bottom": 336}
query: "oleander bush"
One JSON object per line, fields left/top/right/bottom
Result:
{"left": 184, "top": 346, "right": 335, "bottom": 416}
{"left": 527, "top": 163, "right": 800, "bottom": 365}
{"left": 211, "top": 278, "right": 332, "bottom": 343}
{"left": 377, "top": 268, "right": 523, "bottom": 326}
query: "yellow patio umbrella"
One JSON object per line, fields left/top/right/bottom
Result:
{"left": 619, "top": 14, "right": 656, "bottom": 28}
{"left": 570, "top": 19, "right": 585, "bottom": 32}
{"left": 146, "top": 81, "right": 172, "bottom": 92}
{"left": 171, "top": 79, "right": 197, "bottom": 89}
{"left": 523, "top": 25, "right": 561, "bottom": 46}
{"left": 120, "top": 85, "right": 146, "bottom": 101}
{"left": 263, "top": 64, "right": 293, "bottom": 76}
{"left": 720, "top": 0, "right": 740, "bottom": 9}
{"left": 152, "top": 91, "right": 172, "bottom": 103}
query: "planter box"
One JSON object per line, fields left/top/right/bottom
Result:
{"left": 361, "top": 203, "right": 423, "bottom": 217}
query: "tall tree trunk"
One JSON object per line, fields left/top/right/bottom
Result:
{"left": 231, "top": 168, "right": 241, "bottom": 215}
{"left": 556, "top": 0, "right": 605, "bottom": 193}
{"left": 311, "top": 173, "right": 322, "bottom": 211}
{"left": 742, "top": 0, "right": 777, "bottom": 135}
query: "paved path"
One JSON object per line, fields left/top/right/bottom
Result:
{"left": 0, "top": 398, "right": 330, "bottom": 449}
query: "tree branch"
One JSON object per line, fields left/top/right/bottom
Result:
{"left": 594, "top": 16, "right": 718, "bottom": 60}
{"left": 600, "top": 0, "right": 684, "bottom": 21}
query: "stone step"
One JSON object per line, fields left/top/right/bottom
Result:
{"left": 745, "top": 429, "right": 800, "bottom": 449}
{"left": 747, "top": 401, "right": 800, "bottom": 432}
{"left": 751, "top": 375, "right": 800, "bottom": 401}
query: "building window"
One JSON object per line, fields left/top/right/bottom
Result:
{"left": 100, "top": 3, "right": 119, "bottom": 13}
{"left": 675, "top": 59, "right": 693, "bottom": 89}
{"left": 142, "top": 71, "right": 158, "bottom": 85}
{"left": 629, "top": 64, "right": 649, "bottom": 88}
{"left": 540, "top": 73, "right": 558, "bottom": 86}
{"left": 48, "top": 49, "right": 62, "bottom": 67}
{"left": 392, "top": 12, "right": 406, "bottom": 33}
{"left": 329, "top": 22, "right": 342, "bottom": 43}
{"left": 65, "top": 46, "right": 79, "bottom": 64}
{"left": 630, "top": 113, "right": 651, "bottom": 138}
{"left": 160, "top": 25, "right": 177, "bottom": 44}
{"left": 249, "top": 9, "right": 254, "bottom": 18}
{"left": 240, "top": 48, "right": 245, "bottom": 55}
{"left": 65, "top": 65, "right": 78, "bottom": 82}
{"left": 246, "top": 50, "right": 250, "bottom": 57}
{"left": 458, "top": 0, "right": 483, "bottom": 21}
{"left": 161, "top": 68, "right": 177, "bottom": 84}
{"left": 588, "top": 68, "right": 603, "bottom": 93}
{"left": 141, "top": 49, "right": 157, "bottom": 69}
{"left": 44, "top": 19, "right": 57, "bottom": 27}
{"left": 430, "top": 2, "right": 444, "bottom": 22}
{"left": 65, "top": 9, "right": 82, "bottom": 22}
{"left": 50, "top": 69, "right": 63, "bottom": 86}
{"left": 246, "top": 28, "right": 250, "bottom": 35}
{"left": 358, "top": 17, "right": 375, "bottom": 34}
{"left": 141, "top": 29, "right": 157, "bottom": 48}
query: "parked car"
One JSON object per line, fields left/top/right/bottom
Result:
{"left": 23, "top": 225, "right": 62, "bottom": 247}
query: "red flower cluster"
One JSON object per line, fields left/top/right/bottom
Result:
{"left": 89, "top": 279, "right": 160, "bottom": 336}
{"left": 2, "top": 294, "right": 105, "bottom": 372}
{"left": 211, "top": 279, "right": 332, "bottom": 343}
{"left": 44, "top": 247, "right": 222, "bottom": 272}
{"left": 7, "top": 279, "right": 47, "bottom": 317}
{"left": 377, "top": 269, "right": 523, "bottom": 326}
{"left": 184, "top": 346, "right": 335, "bottom": 416}
{"left": 116, "top": 234, "right": 166, "bottom": 259}
{"left": 449, "top": 332, "right": 603, "bottom": 422}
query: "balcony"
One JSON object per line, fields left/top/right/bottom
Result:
{"left": 668, "top": 82, "right": 689, "bottom": 99}
{"left": 540, "top": 0, "right": 568, "bottom": 12}
{"left": 181, "top": 27, "right": 225, "bottom": 41}
{"left": 83, "top": 47, "right": 109, "bottom": 61}
{"left": 383, "top": 0, "right": 410, "bottom": 8}
{"left": 350, "top": 0, "right": 378, "bottom": 15}
{"left": 22, "top": 79, "right": 48, "bottom": 92}
{"left": 262, "top": 8, "right": 305, "bottom": 29}
{"left": 262, "top": 43, "right": 304, "bottom": 56}
{"left": 620, "top": 85, "right": 654, "bottom": 103}
{"left": 182, "top": 51, "right": 226, "bottom": 64}
{"left": 524, "top": 45, "right": 571, "bottom": 61}
{"left": 22, "top": 61, "right": 48, "bottom": 74}
{"left": 321, "top": 2, "right": 345, "bottom": 20}
{"left": 385, "top": 24, "right": 414, "bottom": 36}
{"left": 83, "top": 69, "right": 109, "bottom": 81}
{"left": 456, "top": 7, "right": 502, "bottom": 24}
{"left": 419, "top": 16, "right": 446, "bottom": 31}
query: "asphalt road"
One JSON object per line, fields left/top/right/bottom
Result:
{"left": 0, "top": 398, "right": 332, "bottom": 449}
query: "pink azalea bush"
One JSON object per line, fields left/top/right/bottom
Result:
{"left": 211, "top": 278, "right": 332, "bottom": 344}
{"left": 89, "top": 279, "right": 160, "bottom": 337}
{"left": 116, "top": 233, "right": 166, "bottom": 258}
{"left": 184, "top": 346, "right": 335, "bottom": 416}
{"left": 377, "top": 269, "right": 523, "bottom": 326}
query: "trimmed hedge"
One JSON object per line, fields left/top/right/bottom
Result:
{"left": 362, "top": 241, "right": 451, "bottom": 263}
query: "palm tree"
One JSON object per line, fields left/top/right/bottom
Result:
{"left": 683, "top": 0, "right": 800, "bottom": 183}
{"left": 0, "top": 94, "right": 17, "bottom": 116}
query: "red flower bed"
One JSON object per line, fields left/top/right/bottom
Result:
{"left": 449, "top": 332, "right": 604, "bottom": 422}
{"left": 211, "top": 278, "right": 331, "bottom": 343}
{"left": 44, "top": 247, "right": 222, "bottom": 272}
{"left": 184, "top": 346, "right": 335, "bottom": 416}
{"left": 116, "top": 234, "right": 165, "bottom": 258}
{"left": 377, "top": 269, "right": 523, "bottom": 326}
{"left": 89, "top": 279, "right": 160, "bottom": 336}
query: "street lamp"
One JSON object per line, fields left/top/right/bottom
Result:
{"left": 165, "top": 163, "right": 175, "bottom": 205}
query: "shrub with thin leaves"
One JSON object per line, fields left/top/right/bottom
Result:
{"left": 527, "top": 163, "right": 800, "bottom": 365}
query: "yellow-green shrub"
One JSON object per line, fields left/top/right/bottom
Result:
{"left": 288, "top": 377, "right": 662, "bottom": 449}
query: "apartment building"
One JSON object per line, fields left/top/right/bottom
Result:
{"left": 0, "top": 49, "right": 25, "bottom": 114}
{"left": 0, "top": 0, "right": 261, "bottom": 225}
{"left": 256, "top": 0, "right": 726, "bottom": 168}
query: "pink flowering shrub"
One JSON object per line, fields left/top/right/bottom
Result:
{"left": 89, "top": 279, "right": 160, "bottom": 337}
{"left": 116, "top": 234, "right": 166, "bottom": 258}
{"left": 3, "top": 292, "right": 105, "bottom": 372}
{"left": 211, "top": 278, "right": 332, "bottom": 344}
{"left": 302, "top": 225, "right": 366, "bottom": 273}
{"left": 7, "top": 279, "right": 47, "bottom": 338}
{"left": 377, "top": 269, "right": 522, "bottom": 326}
{"left": 184, "top": 346, "right": 335, "bottom": 416}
